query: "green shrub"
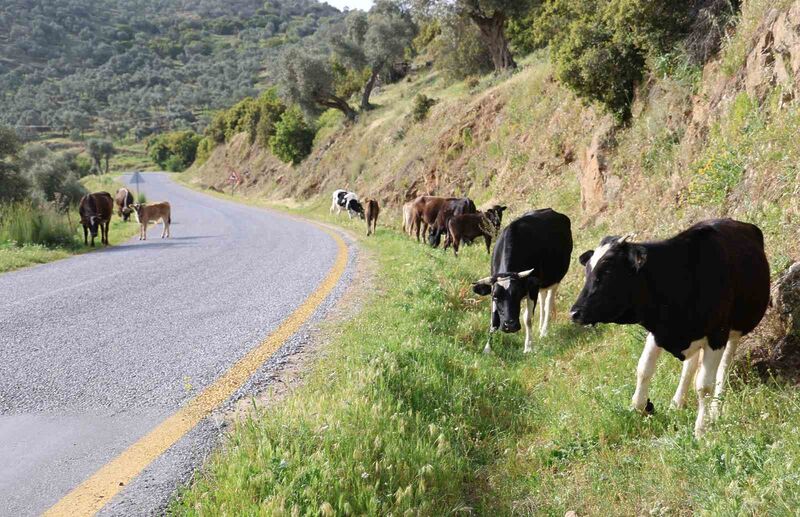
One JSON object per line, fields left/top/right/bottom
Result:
{"left": 411, "top": 94, "right": 437, "bottom": 122}
{"left": 195, "top": 137, "right": 215, "bottom": 166}
{"left": 270, "top": 107, "right": 315, "bottom": 165}
{"left": 543, "top": 0, "right": 696, "bottom": 121}
{"left": 686, "top": 148, "right": 745, "bottom": 206}
{"left": 147, "top": 130, "right": 202, "bottom": 171}
{"left": 0, "top": 202, "right": 76, "bottom": 248}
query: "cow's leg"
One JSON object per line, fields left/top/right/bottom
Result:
{"left": 142, "top": 221, "right": 147, "bottom": 240}
{"left": 710, "top": 330, "right": 741, "bottom": 421}
{"left": 632, "top": 333, "right": 662, "bottom": 412}
{"left": 695, "top": 342, "right": 724, "bottom": 437}
{"left": 83, "top": 226, "right": 88, "bottom": 245}
{"left": 484, "top": 235, "right": 491, "bottom": 254}
{"left": 671, "top": 350, "right": 699, "bottom": 409}
{"left": 537, "top": 289, "right": 546, "bottom": 335}
{"left": 522, "top": 297, "right": 535, "bottom": 354}
{"left": 540, "top": 285, "right": 557, "bottom": 338}
{"left": 104, "top": 221, "right": 110, "bottom": 245}
{"left": 484, "top": 301, "right": 498, "bottom": 354}
{"left": 330, "top": 200, "right": 335, "bottom": 214}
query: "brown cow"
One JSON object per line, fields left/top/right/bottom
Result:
{"left": 114, "top": 187, "right": 134, "bottom": 221}
{"left": 428, "top": 197, "right": 477, "bottom": 247}
{"left": 130, "top": 202, "right": 171, "bottom": 240}
{"left": 79, "top": 192, "right": 113, "bottom": 247}
{"left": 365, "top": 199, "right": 380, "bottom": 236}
{"left": 409, "top": 196, "right": 459, "bottom": 243}
{"left": 445, "top": 206, "right": 505, "bottom": 257}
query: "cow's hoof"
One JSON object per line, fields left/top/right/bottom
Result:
{"left": 644, "top": 399, "right": 655, "bottom": 415}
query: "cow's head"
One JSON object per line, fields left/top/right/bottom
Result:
{"left": 570, "top": 235, "right": 646, "bottom": 325}
{"left": 472, "top": 268, "right": 538, "bottom": 333}
{"left": 348, "top": 199, "right": 365, "bottom": 219}
{"left": 129, "top": 203, "right": 143, "bottom": 222}
{"left": 85, "top": 215, "right": 100, "bottom": 237}
{"left": 488, "top": 205, "right": 507, "bottom": 225}
{"left": 121, "top": 207, "right": 132, "bottom": 221}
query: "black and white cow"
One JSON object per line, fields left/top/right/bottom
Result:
{"left": 570, "top": 219, "right": 770, "bottom": 437}
{"left": 472, "top": 208, "right": 573, "bottom": 353}
{"left": 330, "top": 189, "right": 365, "bottom": 219}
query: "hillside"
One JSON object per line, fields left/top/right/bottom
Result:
{"left": 186, "top": 0, "right": 800, "bottom": 275}
{"left": 180, "top": 1, "right": 800, "bottom": 513}
{"left": 0, "top": 0, "right": 343, "bottom": 138}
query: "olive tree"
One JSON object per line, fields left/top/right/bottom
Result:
{"left": 334, "top": 2, "right": 417, "bottom": 110}
{"left": 418, "top": 0, "right": 529, "bottom": 71}
{"left": 279, "top": 48, "right": 357, "bottom": 121}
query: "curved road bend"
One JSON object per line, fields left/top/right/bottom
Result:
{"left": 0, "top": 173, "right": 345, "bottom": 516}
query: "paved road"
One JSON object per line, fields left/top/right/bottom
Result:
{"left": 0, "top": 173, "right": 344, "bottom": 516}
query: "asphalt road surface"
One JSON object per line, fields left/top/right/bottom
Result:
{"left": 0, "top": 173, "right": 347, "bottom": 516}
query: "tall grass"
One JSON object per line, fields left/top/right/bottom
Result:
{"left": 0, "top": 202, "right": 77, "bottom": 248}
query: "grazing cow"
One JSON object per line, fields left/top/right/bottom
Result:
{"left": 130, "top": 202, "right": 172, "bottom": 240}
{"left": 365, "top": 199, "right": 380, "bottom": 236}
{"left": 409, "top": 195, "right": 459, "bottom": 243}
{"left": 428, "top": 197, "right": 477, "bottom": 248}
{"left": 78, "top": 192, "right": 113, "bottom": 247}
{"left": 472, "top": 209, "right": 573, "bottom": 354}
{"left": 114, "top": 187, "right": 134, "bottom": 221}
{"left": 569, "top": 219, "right": 770, "bottom": 437}
{"left": 330, "top": 189, "right": 364, "bottom": 219}
{"left": 445, "top": 205, "right": 506, "bottom": 256}
{"left": 402, "top": 201, "right": 415, "bottom": 236}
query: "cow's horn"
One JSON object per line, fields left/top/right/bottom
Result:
{"left": 517, "top": 268, "right": 535, "bottom": 279}
{"left": 473, "top": 275, "right": 493, "bottom": 285}
{"left": 618, "top": 233, "right": 636, "bottom": 244}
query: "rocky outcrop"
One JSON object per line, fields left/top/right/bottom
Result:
{"left": 745, "top": 262, "right": 800, "bottom": 382}
{"left": 579, "top": 119, "right": 620, "bottom": 216}
{"left": 745, "top": 5, "right": 800, "bottom": 103}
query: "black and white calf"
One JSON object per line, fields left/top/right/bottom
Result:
{"left": 472, "top": 209, "right": 573, "bottom": 353}
{"left": 570, "top": 219, "right": 770, "bottom": 437}
{"left": 330, "top": 189, "right": 365, "bottom": 219}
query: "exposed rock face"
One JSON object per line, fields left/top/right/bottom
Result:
{"left": 579, "top": 120, "right": 617, "bottom": 216}
{"left": 773, "top": 262, "right": 800, "bottom": 341}
{"left": 745, "top": 262, "right": 800, "bottom": 382}
{"left": 745, "top": 5, "right": 800, "bottom": 103}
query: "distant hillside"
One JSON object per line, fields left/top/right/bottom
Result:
{"left": 0, "top": 0, "right": 343, "bottom": 138}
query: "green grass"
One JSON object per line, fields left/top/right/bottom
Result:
{"left": 172, "top": 204, "right": 800, "bottom": 515}
{"left": 0, "top": 174, "right": 140, "bottom": 273}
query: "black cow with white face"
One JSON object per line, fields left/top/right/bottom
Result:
{"left": 570, "top": 219, "right": 770, "bottom": 437}
{"left": 472, "top": 208, "right": 573, "bottom": 353}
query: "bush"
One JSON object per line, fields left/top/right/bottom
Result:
{"left": 195, "top": 137, "right": 215, "bottom": 166}
{"left": 411, "top": 94, "right": 437, "bottom": 122}
{"left": 270, "top": 107, "right": 315, "bottom": 165}
{"left": 204, "top": 88, "right": 286, "bottom": 147}
{"left": 543, "top": 0, "right": 696, "bottom": 121}
{"left": 0, "top": 202, "right": 76, "bottom": 248}
{"left": 147, "top": 130, "right": 202, "bottom": 171}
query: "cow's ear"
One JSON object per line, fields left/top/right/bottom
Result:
{"left": 499, "top": 205, "right": 507, "bottom": 212}
{"left": 628, "top": 245, "right": 647, "bottom": 271}
{"left": 579, "top": 250, "right": 594, "bottom": 266}
{"left": 472, "top": 282, "right": 492, "bottom": 296}
{"left": 526, "top": 276, "right": 540, "bottom": 298}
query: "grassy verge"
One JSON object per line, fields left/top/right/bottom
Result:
{"left": 0, "top": 174, "right": 140, "bottom": 273}
{"left": 172, "top": 198, "right": 800, "bottom": 515}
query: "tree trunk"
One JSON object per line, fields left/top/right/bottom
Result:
{"left": 360, "top": 68, "right": 380, "bottom": 111}
{"left": 470, "top": 13, "right": 516, "bottom": 71}
{"left": 104, "top": 155, "right": 110, "bottom": 174}
{"left": 318, "top": 95, "right": 357, "bottom": 122}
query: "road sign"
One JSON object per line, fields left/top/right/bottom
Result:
{"left": 227, "top": 170, "right": 241, "bottom": 184}
{"left": 130, "top": 171, "right": 144, "bottom": 198}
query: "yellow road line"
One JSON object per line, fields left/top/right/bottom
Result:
{"left": 44, "top": 225, "right": 348, "bottom": 517}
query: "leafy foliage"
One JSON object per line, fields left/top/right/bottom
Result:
{"left": 430, "top": 13, "right": 493, "bottom": 81}
{"left": 270, "top": 107, "right": 315, "bottom": 164}
{"left": 538, "top": 0, "right": 697, "bottom": 121}
{"left": 411, "top": 94, "right": 437, "bottom": 121}
{"left": 0, "top": 0, "right": 343, "bottom": 138}
{"left": 147, "top": 131, "right": 202, "bottom": 172}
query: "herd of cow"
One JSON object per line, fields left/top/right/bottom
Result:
{"left": 77, "top": 187, "right": 172, "bottom": 246}
{"left": 331, "top": 188, "right": 771, "bottom": 438}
